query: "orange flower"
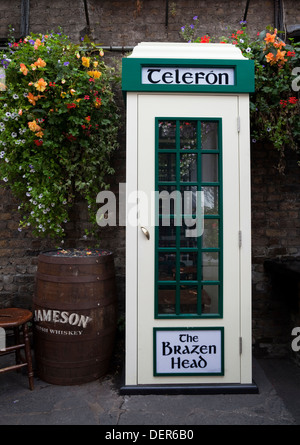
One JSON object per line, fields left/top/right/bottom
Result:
{"left": 20, "top": 63, "right": 28, "bottom": 75}
{"left": 27, "top": 92, "right": 39, "bottom": 105}
{"left": 18, "top": 109, "right": 23, "bottom": 116}
{"left": 82, "top": 56, "right": 90, "bottom": 67}
{"left": 35, "top": 131, "right": 44, "bottom": 138}
{"left": 28, "top": 120, "right": 41, "bottom": 132}
{"left": 265, "top": 31, "right": 276, "bottom": 44}
{"left": 34, "top": 38, "right": 42, "bottom": 50}
{"left": 265, "top": 52, "right": 275, "bottom": 63}
{"left": 87, "top": 70, "right": 102, "bottom": 79}
{"left": 274, "top": 40, "right": 286, "bottom": 49}
{"left": 275, "top": 49, "right": 287, "bottom": 62}
{"left": 34, "top": 78, "right": 47, "bottom": 92}
{"left": 34, "top": 57, "right": 46, "bottom": 68}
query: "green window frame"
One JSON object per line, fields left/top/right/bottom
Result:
{"left": 155, "top": 117, "right": 223, "bottom": 319}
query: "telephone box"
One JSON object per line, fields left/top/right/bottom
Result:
{"left": 121, "top": 42, "right": 257, "bottom": 393}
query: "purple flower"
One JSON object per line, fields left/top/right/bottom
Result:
{"left": 190, "top": 24, "right": 194, "bottom": 29}
{"left": 1, "top": 59, "right": 9, "bottom": 69}
{"left": 29, "top": 39, "right": 35, "bottom": 45}
{"left": 193, "top": 16, "right": 198, "bottom": 20}
{"left": 63, "top": 62, "right": 70, "bottom": 66}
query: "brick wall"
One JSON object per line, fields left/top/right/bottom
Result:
{"left": 251, "top": 143, "right": 300, "bottom": 357}
{"left": 0, "top": 0, "right": 300, "bottom": 358}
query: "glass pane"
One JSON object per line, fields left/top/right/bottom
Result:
{"left": 158, "top": 285, "right": 176, "bottom": 314}
{"left": 202, "top": 219, "right": 219, "bottom": 248}
{"left": 159, "top": 153, "right": 176, "bottom": 182}
{"left": 159, "top": 221, "right": 176, "bottom": 247}
{"left": 179, "top": 252, "right": 198, "bottom": 281}
{"left": 158, "top": 253, "right": 176, "bottom": 281}
{"left": 180, "top": 186, "right": 198, "bottom": 215}
{"left": 180, "top": 153, "right": 197, "bottom": 182}
{"left": 180, "top": 285, "right": 198, "bottom": 314}
{"left": 180, "top": 121, "right": 197, "bottom": 150}
{"left": 180, "top": 218, "right": 198, "bottom": 248}
{"left": 158, "top": 185, "right": 177, "bottom": 215}
{"left": 201, "top": 121, "right": 218, "bottom": 150}
{"left": 202, "top": 186, "right": 219, "bottom": 215}
{"left": 202, "top": 252, "right": 219, "bottom": 281}
{"left": 158, "top": 121, "right": 176, "bottom": 149}
{"left": 202, "top": 285, "right": 219, "bottom": 314}
{"left": 202, "top": 154, "right": 218, "bottom": 182}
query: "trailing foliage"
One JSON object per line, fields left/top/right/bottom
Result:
{"left": 181, "top": 19, "right": 300, "bottom": 172}
{"left": 0, "top": 29, "right": 120, "bottom": 239}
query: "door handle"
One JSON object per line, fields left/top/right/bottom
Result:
{"left": 141, "top": 226, "right": 150, "bottom": 240}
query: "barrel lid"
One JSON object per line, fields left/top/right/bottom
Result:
{"left": 39, "top": 248, "right": 113, "bottom": 263}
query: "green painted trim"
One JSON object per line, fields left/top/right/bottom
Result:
{"left": 122, "top": 58, "right": 254, "bottom": 93}
{"left": 153, "top": 327, "right": 225, "bottom": 376}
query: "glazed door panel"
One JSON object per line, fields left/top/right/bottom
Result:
{"left": 136, "top": 94, "right": 240, "bottom": 385}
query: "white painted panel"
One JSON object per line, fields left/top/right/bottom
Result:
{"left": 134, "top": 94, "right": 243, "bottom": 385}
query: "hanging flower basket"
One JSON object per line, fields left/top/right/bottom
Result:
{"left": 0, "top": 29, "right": 120, "bottom": 240}
{"left": 180, "top": 19, "right": 300, "bottom": 172}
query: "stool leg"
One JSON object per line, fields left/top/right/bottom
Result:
{"left": 14, "top": 326, "right": 21, "bottom": 368}
{"left": 23, "top": 323, "right": 34, "bottom": 390}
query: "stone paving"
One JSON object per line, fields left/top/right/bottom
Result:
{"left": 0, "top": 355, "right": 299, "bottom": 425}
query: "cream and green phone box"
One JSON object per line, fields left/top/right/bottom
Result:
{"left": 121, "top": 42, "right": 257, "bottom": 393}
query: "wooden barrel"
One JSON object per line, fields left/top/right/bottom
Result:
{"left": 33, "top": 248, "right": 117, "bottom": 385}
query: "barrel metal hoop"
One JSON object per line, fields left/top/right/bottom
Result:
{"left": 36, "top": 272, "right": 114, "bottom": 283}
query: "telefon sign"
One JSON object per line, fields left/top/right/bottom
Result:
{"left": 142, "top": 66, "right": 235, "bottom": 86}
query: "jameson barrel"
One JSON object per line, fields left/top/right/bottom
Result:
{"left": 33, "top": 248, "right": 117, "bottom": 385}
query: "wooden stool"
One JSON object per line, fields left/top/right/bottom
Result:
{"left": 0, "top": 308, "right": 34, "bottom": 390}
